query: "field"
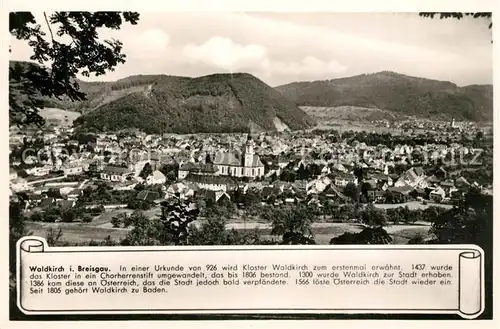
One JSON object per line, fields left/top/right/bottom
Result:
{"left": 24, "top": 204, "right": 434, "bottom": 245}
{"left": 374, "top": 201, "right": 453, "bottom": 210}
{"left": 301, "top": 106, "right": 406, "bottom": 134}
{"left": 25, "top": 221, "right": 129, "bottom": 243}
{"left": 301, "top": 106, "right": 399, "bottom": 121}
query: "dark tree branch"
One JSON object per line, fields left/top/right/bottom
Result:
{"left": 9, "top": 11, "right": 140, "bottom": 128}
{"left": 43, "top": 12, "right": 55, "bottom": 44}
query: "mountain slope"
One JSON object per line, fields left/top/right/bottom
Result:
{"left": 9, "top": 60, "right": 314, "bottom": 133}
{"left": 275, "top": 71, "right": 493, "bottom": 121}
{"left": 73, "top": 73, "right": 314, "bottom": 134}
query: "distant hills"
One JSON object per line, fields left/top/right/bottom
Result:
{"left": 10, "top": 61, "right": 493, "bottom": 134}
{"left": 10, "top": 61, "right": 314, "bottom": 134}
{"left": 70, "top": 73, "right": 315, "bottom": 134}
{"left": 275, "top": 71, "right": 493, "bottom": 122}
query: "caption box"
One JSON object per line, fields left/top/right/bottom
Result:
{"left": 17, "top": 237, "right": 484, "bottom": 319}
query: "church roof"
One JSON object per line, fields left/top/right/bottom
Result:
{"left": 103, "top": 165, "right": 131, "bottom": 175}
{"left": 179, "top": 162, "right": 218, "bottom": 173}
{"left": 214, "top": 152, "right": 264, "bottom": 167}
{"left": 214, "top": 152, "right": 242, "bottom": 166}
{"left": 249, "top": 155, "right": 264, "bottom": 167}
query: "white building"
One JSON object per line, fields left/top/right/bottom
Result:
{"left": 334, "top": 173, "right": 358, "bottom": 187}
{"left": 147, "top": 170, "right": 166, "bottom": 185}
{"left": 63, "top": 164, "right": 83, "bottom": 176}
{"left": 184, "top": 174, "right": 237, "bottom": 192}
{"left": 213, "top": 136, "right": 265, "bottom": 178}
{"left": 26, "top": 165, "right": 52, "bottom": 177}
{"left": 100, "top": 166, "right": 132, "bottom": 182}
{"left": 166, "top": 182, "right": 197, "bottom": 199}
{"left": 394, "top": 167, "right": 427, "bottom": 189}
{"left": 306, "top": 176, "right": 332, "bottom": 195}
{"left": 10, "top": 178, "right": 30, "bottom": 192}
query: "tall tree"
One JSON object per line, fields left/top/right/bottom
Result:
{"left": 139, "top": 162, "right": 153, "bottom": 179}
{"left": 343, "top": 182, "right": 359, "bottom": 202}
{"left": 9, "top": 12, "right": 140, "bottom": 127}
{"left": 361, "top": 204, "right": 388, "bottom": 228}
{"left": 269, "top": 205, "right": 316, "bottom": 244}
{"left": 430, "top": 190, "right": 492, "bottom": 246}
{"left": 159, "top": 198, "right": 200, "bottom": 245}
{"left": 330, "top": 227, "right": 392, "bottom": 245}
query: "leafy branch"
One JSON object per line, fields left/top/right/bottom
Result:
{"left": 419, "top": 12, "right": 492, "bottom": 29}
{"left": 9, "top": 11, "right": 140, "bottom": 127}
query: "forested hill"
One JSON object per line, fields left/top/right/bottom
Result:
{"left": 275, "top": 71, "right": 493, "bottom": 122}
{"left": 73, "top": 73, "right": 315, "bottom": 134}
{"left": 10, "top": 61, "right": 314, "bottom": 134}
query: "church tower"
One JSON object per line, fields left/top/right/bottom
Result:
{"left": 243, "top": 135, "right": 255, "bottom": 168}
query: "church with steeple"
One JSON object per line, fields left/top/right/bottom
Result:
{"left": 213, "top": 134, "right": 265, "bottom": 178}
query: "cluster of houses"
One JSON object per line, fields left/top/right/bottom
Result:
{"left": 393, "top": 117, "right": 483, "bottom": 134}
{"left": 9, "top": 126, "right": 488, "bottom": 215}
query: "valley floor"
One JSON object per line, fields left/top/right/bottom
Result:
{"left": 25, "top": 202, "right": 438, "bottom": 246}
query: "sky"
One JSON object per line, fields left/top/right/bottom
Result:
{"left": 9, "top": 12, "right": 493, "bottom": 87}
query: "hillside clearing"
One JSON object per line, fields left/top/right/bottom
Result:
{"left": 301, "top": 106, "right": 400, "bottom": 122}
{"left": 39, "top": 107, "right": 81, "bottom": 125}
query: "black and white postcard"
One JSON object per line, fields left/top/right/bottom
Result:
{"left": 2, "top": 0, "right": 497, "bottom": 328}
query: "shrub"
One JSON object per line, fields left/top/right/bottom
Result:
{"left": 29, "top": 212, "right": 44, "bottom": 222}
{"left": 81, "top": 214, "right": 93, "bottom": 223}
{"left": 110, "top": 216, "right": 122, "bottom": 228}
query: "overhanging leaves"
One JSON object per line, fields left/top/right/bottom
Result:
{"left": 9, "top": 11, "right": 140, "bottom": 127}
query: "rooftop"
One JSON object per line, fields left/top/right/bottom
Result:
{"left": 185, "top": 174, "right": 238, "bottom": 185}
{"left": 103, "top": 165, "right": 131, "bottom": 175}
{"left": 214, "top": 152, "right": 264, "bottom": 167}
{"left": 179, "top": 162, "right": 218, "bottom": 173}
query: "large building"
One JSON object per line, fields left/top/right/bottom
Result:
{"left": 177, "top": 135, "right": 266, "bottom": 180}
{"left": 184, "top": 174, "right": 238, "bottom": 192}
{"left": 214, "top": 135, "right": 265, "bottom": 178}
{"left": 178, "top": 162, "right": 218, "bottom": 180}
{"left": 100, "top": 165, "right": 133, "bottom": 182}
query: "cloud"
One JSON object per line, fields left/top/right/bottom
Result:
{"left": 181, "top": 36, "right": 348, "bottom": 84}
{"left": 269, "top": 56, "right": 348, "bottom": 79}
{"left": 225, "top": 13, "right": 491, "bottom": 85}
{"left": 183, "top": 37, "right": 268, "bottom": 72}
{"left": 140, "top": 29, "right": 170, "bottom": 51}
{"left": 10, "top": 13, "right": 489, "bottom": 86}
{"left": 125, "top": 29, "right": 170, "bottom": 59}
